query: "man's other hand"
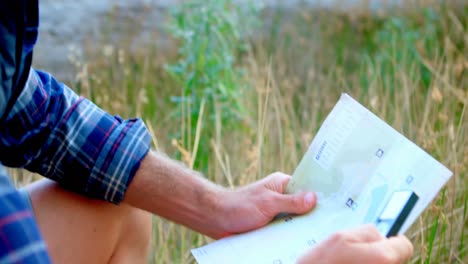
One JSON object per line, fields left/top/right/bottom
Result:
{"left": 218, "top": 172, "right": 316, "bottom": 237}
{"left": 297, "top": 225, "right": 414, "bottom": 264}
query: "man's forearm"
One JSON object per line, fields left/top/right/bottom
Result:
{"left": 124, "top": 151, "right": 228, "bottom": 238}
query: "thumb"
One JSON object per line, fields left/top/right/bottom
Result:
{"left": 274, "top": 191, "right": 317, "bottom": 215}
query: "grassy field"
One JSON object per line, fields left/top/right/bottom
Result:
{"left": 15, "top": 0, "right": 467, "bottom": 263}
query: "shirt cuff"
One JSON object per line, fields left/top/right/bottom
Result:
{"left": 1, "top": 69, "right": 151, "bottom": 203}
{"left": 52, "top": 94, "right": 152, "bottom": 203}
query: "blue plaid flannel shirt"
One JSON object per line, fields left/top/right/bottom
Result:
{"left": 0, "top": 1, "right": 151, "bottom": 263}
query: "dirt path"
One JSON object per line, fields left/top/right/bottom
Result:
{"left": 34, "top": 0, "right": 399, "bottom": 81}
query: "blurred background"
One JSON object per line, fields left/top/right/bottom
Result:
{"left": 16, "top": 0, "right": 468, "bottom": 263}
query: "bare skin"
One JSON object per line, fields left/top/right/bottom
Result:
{"left": 24, "top": 151, "right": 317, "bottom": 263}
{"left": 24, "top": 179, "right": 152, "bottom": 264}
{"left": 297, "top": 225, "right": 414, "bottom": 264}
{"left": 123, "top": 151, "right": 318, "bottom": 238}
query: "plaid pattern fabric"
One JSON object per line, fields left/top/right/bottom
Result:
{"left": 0, "top": 1, "right": 38, "bottom": 123}
{"left": 1, "top": 69, "right": 151, "bottom": 203}
{"left": 1, "top": 1, "right": 151, "bottom": 261}
{"left": 0, "top": 69, "right": 151, "bottom": 262}
{"left": 0, "top": 169, "right": 51, "bottom": 263}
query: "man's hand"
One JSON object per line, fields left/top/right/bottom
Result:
{"left": 219, "top": 172, "right": 317, "bottom": 236}
{"left": 297, "top": 225, "right": 414, "bottom": 264}
{"left": 125, "top": 152, "right": 316, "bottom": 239}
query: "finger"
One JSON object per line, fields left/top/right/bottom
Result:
{"left": 278, "top": 173, "right": 292, "bottom": 191}
{"left": 386, "top": 236, "right": 414, "bottom": 262}
{"left": 263, "top": 172, "right": 291, "bottom": 193}
{"left": 296, "top": 246, "right": 321, "bottom": 264}
{"left": 273, "top": 191, "right": 317, "bottom": 215}
{"left": 363, "top": 235, "right": 414, "bottom": 263}
{"left": 343, "top": 224, "right": 384, "bottom": 243}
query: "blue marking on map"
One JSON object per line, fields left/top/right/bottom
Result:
{"left": 364, "top": 184, "right": 389, "bottom": 223}
{"left": 315, "top": 141, "right": 327, "bottom": 161}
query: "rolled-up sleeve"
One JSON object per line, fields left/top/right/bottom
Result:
{"left": 0, "top": 69, "right": 151, "bottom": 203}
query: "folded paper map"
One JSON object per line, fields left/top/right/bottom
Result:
{"left": 192, "top": 93, "right": 452, "bottom": 264}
